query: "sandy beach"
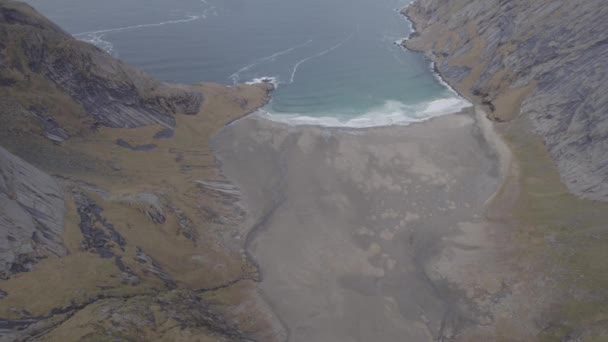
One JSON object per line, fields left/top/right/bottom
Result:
{"left": 1, "top": 0, "right": 607, "bottom": 340}
{"left": 212, "top": 107, "right": 516, "bottom": 341}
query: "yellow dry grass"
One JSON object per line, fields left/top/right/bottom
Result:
{"left": 0, "top": 82, "right": 276, "bottom": 339}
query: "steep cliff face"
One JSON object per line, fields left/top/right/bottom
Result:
{"left": 403, "top": 2, "right": 608, "bottom": 341}
{"left": 404, "top": 0, "right": 608, "bottom": 201}
{"left": 0, "top": 0, "right": 203, "bottom": 134}
{"left": 0, "top": 1, "right": 281, "bottom": 341}
{"left": 0, "top": 146, "right": 66, "bottom": 279}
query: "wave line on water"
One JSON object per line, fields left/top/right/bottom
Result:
{"left": 75, "top": 33, "right": 116, "bottom": 55}
{"left": 261, "top": 97, "right": 471, "bottom": 128}
{"left": 73, "top": 13, "right": 210, "bottom": 55}
{"left": 74, "top": 15, "right": 202, "bottom": 37}
{"left": 289, "top": 26, "right": 358, "bottom": 84}
{"left": 229, "top": 39, "right": 313, "bottom": 84}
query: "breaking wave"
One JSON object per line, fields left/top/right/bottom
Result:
{"left": 246, "top": 76, "right": 280, "bottom": 89}
{"left": 259, "top": 97, "right": 471, "bottom": 128}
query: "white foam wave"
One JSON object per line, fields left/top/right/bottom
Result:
{"left": 429, "top": 61, "right": 460, "bottom": 96}
{"left": 395, "top": 7, "right": 461, "bottom": 98}
{"left": 394, "top": 38, "right": 407, "bottom": 46}
{"left": 79, "top": 33, "right": 116, "bottom": 55}
{"left": 399, "top": 2, "right": 415, "bottom": 43}
{"left": 73, "top": 14, "right": 204, "bottom": 55}
{"left": 289, "top": 27, "right": 358, "bottom": 84}
{"left": 229, "top": 39, "right": 313, "bottom": 84}
{"left": 246, "top": 77, "right": 280, "bottom": 89}
{"left": 259, "top": 97, "right": 471, "bottom": 128}
{"left": 403, "top": 2, "right": 415, "bottom": 29}
{"left": 74, "top": 15, "right": 202, "bottom": 37}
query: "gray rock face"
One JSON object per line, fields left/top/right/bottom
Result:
{"left": 29, "top": 106, "right": 70, "bottom": 143}
{"left": 115, "top": 139, "right": 157, "bottom": 151}
{"left": 0, "top": 146, "right": 66, "bottom": 279}
{"left": 0, "top": 0, "right": 204, "bottom": 131}
{"left": 72, "top": 190, "right": 125, "bottom": 259}
{"left": 406, "top": 0, "right": 608, "bottom": 201}
{"left": 153, "top": 128, "right": 175, "bottom": 139}
{"left": 45, "top": 42, "right": 202, "bottom": 129}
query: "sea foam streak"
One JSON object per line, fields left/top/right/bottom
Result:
{"left": 229, "top": 39, "right": 313, "bottom": 84}
{"left": 429, "top": 61, "right": 460, "bottom": 96}
{"left": 74, "top": 15, "right": 202, "bottom": 37}
{"left": 75, "top": 33, "right": 116, "bottom": 55}
{"left": 74, "top": 14, "right": 206, "bottom": 55}
{"left": 289, "top": 27, "right": 358, "bottom": 84}
{"left": 260, "top": 97, "right": 471, "bottom": 128}
{"left": 246, "top": 77, "right": 280, "bottom": 89}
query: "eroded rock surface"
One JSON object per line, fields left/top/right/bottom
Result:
{"left": 404, "top": 0, "right": 608, "bottom": 201}
{"left": 0, "top": 0, "right": 203, "bottom": 133}
{"left": 0, "top": 1, "right": 280, "bottom": 341}
{"left": 0, "top": 146, "right": 66, "bottom": 279}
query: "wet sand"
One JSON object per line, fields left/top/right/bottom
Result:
{"left": 213, "top": 108, "right": 508, "bottom": 341}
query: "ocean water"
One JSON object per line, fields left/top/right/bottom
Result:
{"left": 25, "top": 0, "right": 468, "bottom": 127}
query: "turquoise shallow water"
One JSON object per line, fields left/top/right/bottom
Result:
{"left": 25, "top": 0, "right": 468, "bottom": 127}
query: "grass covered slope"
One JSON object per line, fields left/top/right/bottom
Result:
{"left": 404, "top": 0, "right": 608, "bottom": 340}
{"left": 0, "top": 1, "right": 281, "bottom": 341}
{"left": 404, "top": 0, "right": 608, "bottom": 202}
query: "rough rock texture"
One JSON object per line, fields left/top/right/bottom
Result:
{"left": 115, "top": 138, "right": 157, "bottom": 151}
{"left": 0, "top": 146, "right": 66, "bottom": 279}
{"left": 45, "top": 41, "right": 203, "bottom": 129}
{"left": 0, "top": 1, "right": 281, "bottom": 341}
{"left": 404, "top": 0, "right": 608, "bottom": 201}
{"left": 72, "top": 190, "right": 126, "bottom": 259}
{"left": 403, "top": 1, "right": 608, "bottom": 340}
{"left": 0, "top": 0, "right": 203, "bottom": 132}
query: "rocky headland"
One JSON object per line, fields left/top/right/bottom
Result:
{"left": 401, "top": 0, "right": 608, "bottom": 340}
{"left": 0, "top": 1, "right": 283, "bottom": 340}
{"left": 403, "top": 0, "right": 608, "bottom": 202}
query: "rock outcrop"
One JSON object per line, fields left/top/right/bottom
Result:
{"left": 0, "top": 0, "right": 203, "bottom": 133}
{"left": 0, "top": 146, "right": 66, "bottom": 279}
{"left": 404, "top": 0, "right": 608, "bottom": 201}
{"left": 403, "top": 1, "right": 608, "bottom": 341}
{"left": 0, "top": 1, "right": 280, "bottom": 341}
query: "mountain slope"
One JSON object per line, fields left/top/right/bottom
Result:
{"left": 0, "top": 1, "right": 282, "bottom": 341}
{"left": 404, "top": 1, "right": 608, "bottom": 340}
{"left": 404, "top": 0, "right": 608, "bottom": 201}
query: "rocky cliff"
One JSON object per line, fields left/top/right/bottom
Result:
{"left": 0, "top": 0, "right": 203, "bottom": 136}
{"left": 404, "top": 0, "right": 608, "bottom": 201}
{"left": 0, "top": 146, "right": 66, "bottom": 279}
{"left": 2, "top": 0, "right": 607, "bottom": 340}
{"left": 403, "top": 1, "right": 608, "bottom": 341}
{"left": 0, "top": 1, "right": 281, "bottom": 341}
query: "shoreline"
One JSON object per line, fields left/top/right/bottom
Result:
{"left": 213, "top": 4, "right": 518, "bottom": 340}
{"left": 392, "top": 2, "right": 608, "bottom": 340}
{"left": 213, "top": 106, "right": 506, "bottom": 341}
{"left": 241, "top": 2, "right": 469, "bottom": 130}
{"left": 397, "top": 3, "right": 517, "bottom": 212}
{"left": 253, "top": 95, "right": 471, "bottom": 129}
{"left": 5, "top": 0, "right": 607, "bottom": 340}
